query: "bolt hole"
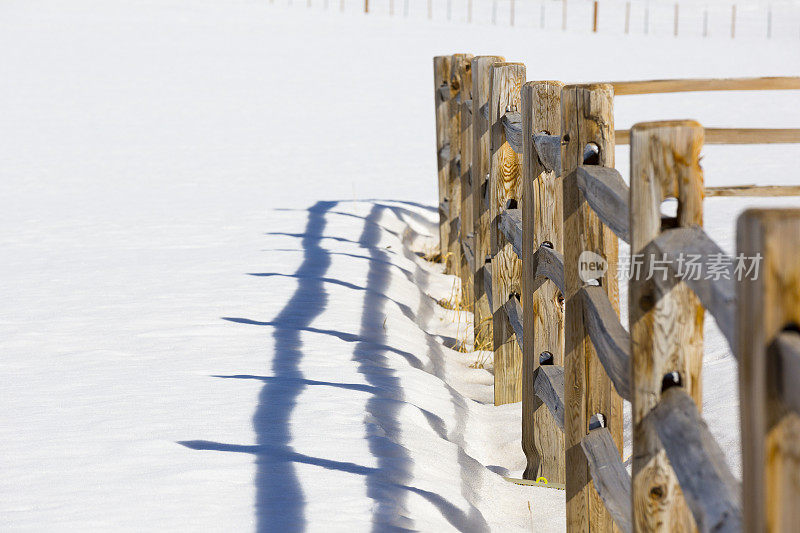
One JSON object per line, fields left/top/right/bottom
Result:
{"left": 661, "top": 371, "right": 682, "bottom": 392}
{"left": 539, "top": 351, "right": 554, "bottom": 365}
{"left": 563, "top": 133, "right": 570, "bottom": 143}
{"left": 484, "top": 255, "right": 492, "bottom": 265}
{"left": 583, "top": 142, "right": 600, "bottom": 165}
{"left": 506, "top": 198, "right": 518, "bottom": 210}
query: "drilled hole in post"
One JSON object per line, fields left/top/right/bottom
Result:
{"left": 583, "top": 142, "right": 600, "bottom": 165}
{"left": 563, "top": 133, "right": 570, "bottom": 143}
{"left": 661, "top": 371, "right": 682, "bottom": 392}
{"left": 484, "top": 255, "right": 492, "bottom": 265}
{"left": 506, "top": 198, "right": 518, "bottom": 210}
{"left": 660, "top": 197, "right": 679, "bottom": 230}
{"left": 539, "top": 351, "right": 554, "bottom": 365}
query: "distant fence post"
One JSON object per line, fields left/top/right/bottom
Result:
{"left": 489, "top": 62, "right": 526, "bottom": 405}
{"left": 737, "top": 209, "right": 800, "bottom": 532}
{"left": 561, "top": 83, "right": 621, "bottom": 532}
{"left": 433, "top": 56, "right": 452, "bottom": 263}
{"left": 629, "top": 120, "right": 705, "bottom": 531}
{"left": 522, "top": 80, "right": 565, "bottom": 482}
{"left": 471, "top": 56, "right": 505, "bottom": 352}
{"left": 447, "top": 54, "right": 473, "bottom": 275}
{"left": 454, "top": 56, "right": 475, "bottom": 313}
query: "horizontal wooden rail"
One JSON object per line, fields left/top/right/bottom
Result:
{"left": 572, "top": 166, "right": 631, "bottom": 243}
{"left": 483, "top": 260, "right": 493, "bottom": 311}
{"left": 461, "top": 233, "right": 475, "bottom": 272}
{"left": 581, "top": 426, "right": 633, "bottom": 533}
{"left": 579, "top": 286, "right": 632, "bottom": 401}
{"left": 502, "top": 112, "right": 523, "bottom": 154}
{"left": 610, "top": 76, "right": 800, "bottom": 95}
{"left": 531, "top": 244, "right": 565, "bottom": 294}
{"left": 706, "top": 184, "right": 800, "bottom": 197}
{"left": 617, "top": 127, "right": 800, "bottom": 145}
{"left": 498, "top": 208, "right": 522, "bottom": 258}
{"left": 532, "top": 133, "right": 561, "bottom": 173}
{"left": 647, "top": 227, "right": 737, "bottom": 349}
{"left": 503, "top": 295, "right": 524, "bottom": 352}
{"left": 532, "top": 365, "right": 565, "bottom": 431}
{"left": 648, "top": 387, "right": 742, "bottom": 533}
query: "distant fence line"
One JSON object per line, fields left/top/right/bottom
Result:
{"left": 433, "top": 56, "right": 800, "bottom": 532}
{"left": 282, "top": 0, "right": 800, "bottom": 41}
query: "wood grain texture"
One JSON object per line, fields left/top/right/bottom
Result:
{"left": 706, "top": 184, "right": 800, "bottom": 197}
{"left": 573, "top": 165, "right": 630, "bottom": 243}
{"left": 447, "top": 54, "right": 473, "bottom": 276}
{"left": 647, "top": 227, "right": 736, "bottom": 349}
{"left": 455, "top": 56, "right": 475, "bottom": 320}
{"left": 580, "top": 286, "right": 631, "bottom": 401}
{"left": 471, "top": 55, "right": 504, "bottom": 351}
{"left": 610, "top": 76, "right": 800, "bottom": 95}
{"left": 629, "top": 120, "right": 705, "bottom": 533}
{"left": 533, "top": 133, "right": 562, "bottom": 173}
{"left": 617, "top": 127, "right": 800, "bottom": 146}
{"left": 533, "top": 364, "right": 566, "bottom": 431}
{"left": 434, "top": 56, "right": 452, "bottom": 260}
{"left": 489, "top": 62, "right": 525, "bottom": 406}
{"left": 522, "top": 81, "right": 566, "bottom": 483}
{"left": 562, "top": 83, "right": 622, "bottom": 533}
{"left": 774, "top": 331, "right": 800, "bottom": 417}
{"left": 532, "top": 245, "right": 566, "bottom": 294}
{"left": 581, "top": 427, "right": 633, "bottom": 533}
{"left": 646, "top": 387, "right": 741, "bottom": 533}
{"left": 498, "top": 207, "right": 522, "bottom": 258}
{"left": 502, "top": 111, "right": 523, "bottom": 153}
{"left": 737, "top": 209, "right": 800, "bottom": 533}
{"left": 504, "top": 295, "right": 524, "bottom": 351}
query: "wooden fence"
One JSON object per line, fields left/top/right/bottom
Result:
{"left": 432, "top": 62, "right": 800, "bottom": 532}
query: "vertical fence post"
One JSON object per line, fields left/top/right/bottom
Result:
{"left": 468, "top": 0, "right": 472, "bottom": 23}
{"left": 625, "top": 1, "right": 631, "bottom": 33}
{"left": 434, "top": 57, "right": 453, "bottom": 263}
{"left": 562, "top": 0, "right": 567, "bottom": 30}
{"left": 364, "top": 0, "right": 368, "bottom": 13}
{"left": 731, "top": 4, "right": 737, "bottom": 38}
{"left": 455, "top": 56, "right": 475, "bottom": 319}
{"left": 629, "top": 120, "right": 705, "bottom": 532}
{"left": 522, "top": 81, "right": 565, "bottom": 482}
{"left": 448, "top": 54, "right": 473, "bottom": 276}
{"left": 471, "top": 56, "right": 505, "bottom": 354}
{"left": 592, "top": 1, "right": 598, "bottom": 32}
{"left": 561, "top": 83, "right": 622, "bottom": 533}
{"left": 490, "top": 62, "right": 526, "bottom": 405}
{"left": 510, "top": 0, "right": 515, "bottom": 26}
{"left": 737, "top": 209, "right": 800, "bottom": 532}
{"left": 428, "top": 0, "right": 432, "bottom": 19}
{"left": 767, "top": 4, "right": 772, "bottom": 38}
{"left": 703, "top": 8, "right": 708, "bottom": 37}
{"left": 674, "top": 3, "right": 679, "bottom": 36}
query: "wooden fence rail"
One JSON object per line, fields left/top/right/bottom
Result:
{"left": 433, "top": 64, "right": 800, "bottom": 532}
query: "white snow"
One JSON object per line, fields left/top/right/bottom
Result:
{"left": 1, "top": 0, "right": 799, "bottom": 531}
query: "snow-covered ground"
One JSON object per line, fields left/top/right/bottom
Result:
{"left": 1, "top": 1, "right": 799, "bottom": 531}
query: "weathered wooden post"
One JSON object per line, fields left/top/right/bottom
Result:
{"left": 561, "top": 83, "right": 622, "bottom": 532}
{"left": 434, "top": 56, "right": 452, "bottom": 263}
{"left": 629, "top": 120, "right": 705, "bottom": 532}
{"left": 738, "top": 209, "right": 800, "bottom": 532}
{"left": 522, "top": 80, "right": 565, "bottom": 482}
{"left": 455, "top": 57, "right": 475, "bottom": 316}
{"left": 447, "top": 53, "right": 473, "bottom": 275}
{"left": 471, "top": 55, "right": 504, "bottom": 351}
{"left": 490, "top": 62, "right": 525, "bottom": 405}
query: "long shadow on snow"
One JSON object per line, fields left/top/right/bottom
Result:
{"left": 179, "top": 201, "right": 489, "bottom": 532}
